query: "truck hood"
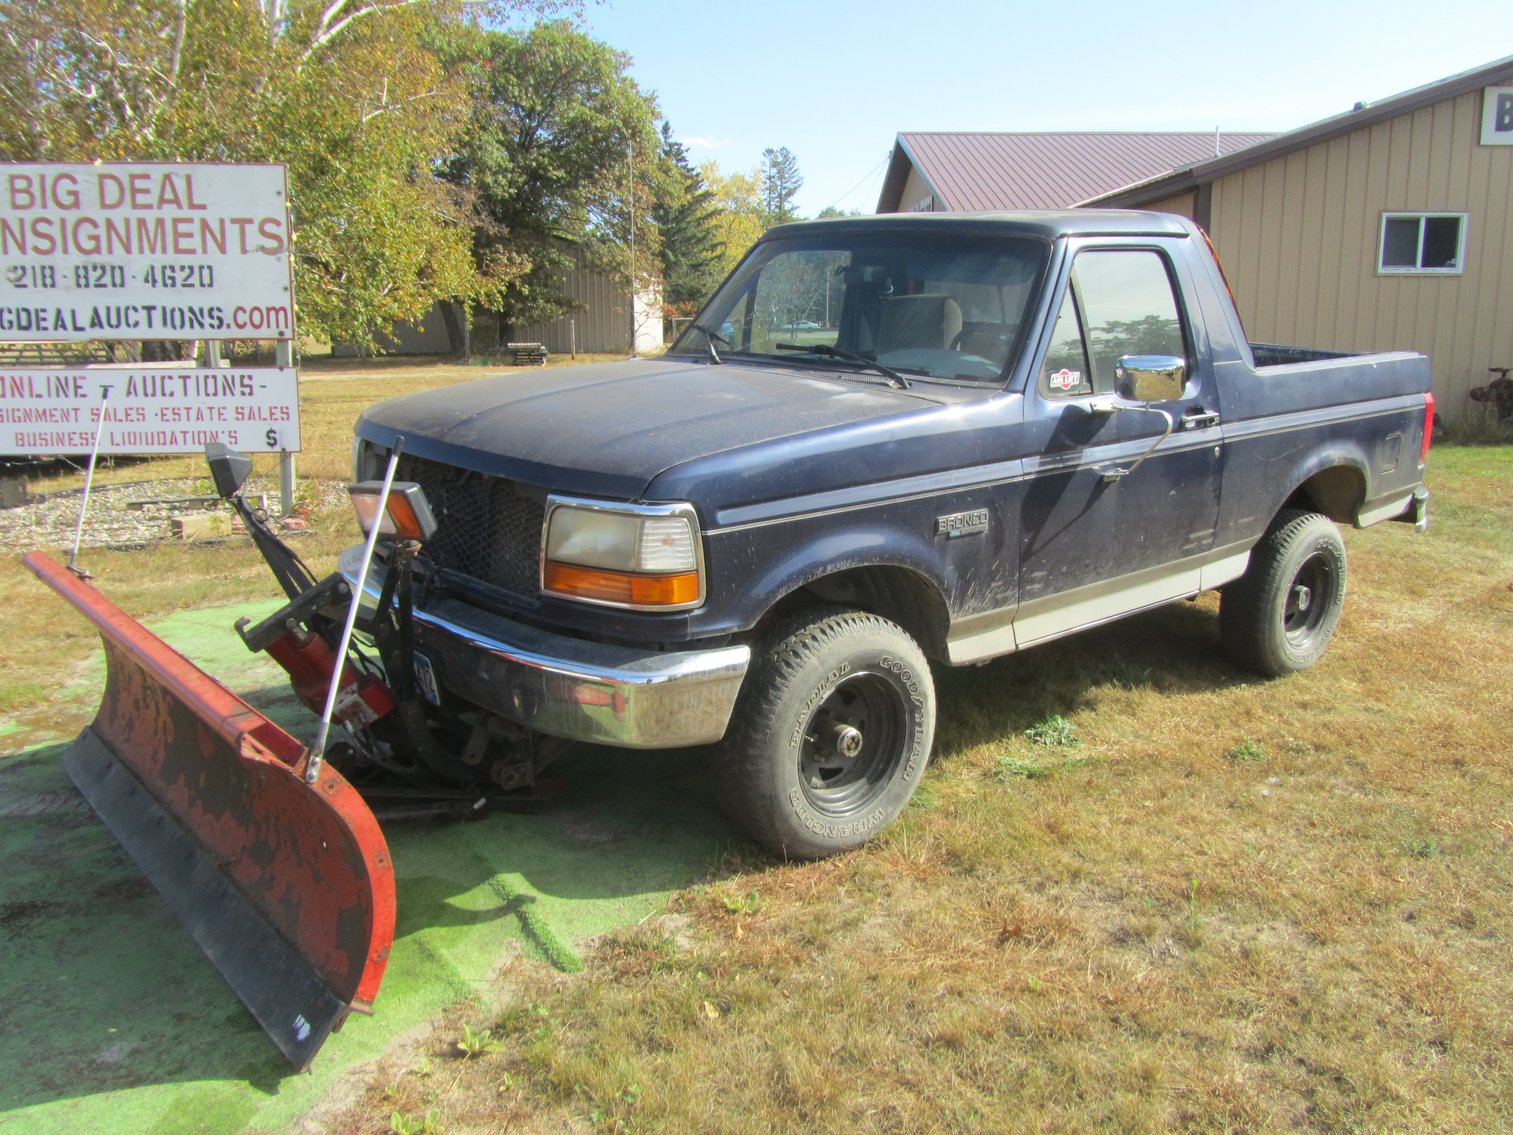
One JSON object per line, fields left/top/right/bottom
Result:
{"left": 356, "top": 356, "right": 948, "bottom": 500}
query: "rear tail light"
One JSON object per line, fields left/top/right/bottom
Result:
{"left": 1420, "top": 392, "right": 1435, "bottom": 462}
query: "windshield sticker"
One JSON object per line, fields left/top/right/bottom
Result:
{"left": 1049, "top": 368, "right": 1083, "bottom": 391}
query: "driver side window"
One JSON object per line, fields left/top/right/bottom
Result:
{"left": 1040, "top": 249, "right": 1187, "bottom": 399}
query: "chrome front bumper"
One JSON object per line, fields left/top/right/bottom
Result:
{"left": 339, "top": 547, "right": 750, "bottom": 749}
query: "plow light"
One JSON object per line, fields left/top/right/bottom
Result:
{"left": 348, "top": 481, "right": 437, "bottom": 542}
{"left": 543, "top": 497, "right": 704, "bottom": 611}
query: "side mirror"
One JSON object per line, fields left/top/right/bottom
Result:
{"left": 205, "top": 442, "right": 253, "bottom": 499}
{"left": 1115, "top": 355, "right": 1186, "bottom": 404}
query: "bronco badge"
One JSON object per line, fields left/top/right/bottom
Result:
{"left": 936, "top": 509, "right": 989, "bottom": 538}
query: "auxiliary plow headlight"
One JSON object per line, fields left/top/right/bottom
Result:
{"left": 348, "top": 481, "right": 437, "bottom": 542}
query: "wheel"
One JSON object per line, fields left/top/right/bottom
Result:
{"left": 1220, "top": 510, "right": 1347, "bottom": 676}
{"left": 720, "top": 608, "right": 936, "bottom": 859}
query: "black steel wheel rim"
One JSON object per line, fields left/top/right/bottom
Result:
{"left": 1284, "top": 550, "right": 1339, "bottom": 646}
{"left": 798, "top": 671, "right": 908, "bottom": 816}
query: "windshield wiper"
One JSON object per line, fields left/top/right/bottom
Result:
{"left": 774, "top": 343, "right": 910, "bottom": 390}
{"left": 689, "top": 323, "right": 730, "bottom": 364}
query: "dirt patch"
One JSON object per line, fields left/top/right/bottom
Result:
{"left": 0, "top": 898, "right": 62, "bottom": 931}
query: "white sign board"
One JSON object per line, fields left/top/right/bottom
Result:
{"left": 1483, "top": 87, "right": 1513, "bottom": 146}
{"left": 0, "top": 367, "right": 300, "bottom": 455}
{"left": 0, "top": 163, "right": 293, "bottom": 340}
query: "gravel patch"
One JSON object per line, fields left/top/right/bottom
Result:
{"left": 0, "top": 476, "right": 346, "bottom": 551}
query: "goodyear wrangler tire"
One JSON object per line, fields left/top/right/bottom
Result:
{"left": 1220, "top": 510, "right": 1347, "bottom": 676}
{"left": 720, "top": 608, "right": 936, "bottom": 860}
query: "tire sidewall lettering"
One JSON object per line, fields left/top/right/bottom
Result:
{"left": 783, "top": 649, "right": 929, "bottom": 836}
{"left": 786, "top": 787, "right": 888, "bottom": 840}
{"left": 787, "top": 661, "right": 851, "bottom": 750}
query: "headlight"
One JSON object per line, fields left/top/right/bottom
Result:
{"left": 542, "top": 497, "right": 704, "bottom": 611}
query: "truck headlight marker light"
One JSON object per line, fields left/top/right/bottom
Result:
{"left": 348, "top": 481, "right": 437, "bottom": 542}
{"left": 543, "top": 499, "right": 704, "bottom": 610}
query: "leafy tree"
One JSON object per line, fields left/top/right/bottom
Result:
{"left": 760, "top": 145, "right": 802, "bottom": 226}
{"left": 0, "top": 0, "right": 569, "bottom": 351}
{"left": 437, "top": 20, "right": 661, "bottom": 344}
{"left": 651, "top": 121, "right": 724, "bottom": 314}
{"left": 700, "top": 161, "right": 765, "bottom": 277}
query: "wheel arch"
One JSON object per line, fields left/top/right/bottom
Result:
{"left": 758, "top": 563, "right": 952, "bottom": 662}
{"left": 1276, "top": 459, "right": 1368, "bottom": 526}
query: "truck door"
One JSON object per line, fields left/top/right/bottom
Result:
{"left": 1013, "top": 244, "right": 1225, "bottom": 647}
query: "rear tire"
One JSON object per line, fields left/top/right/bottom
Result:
{"left": 1220, "top": 510, "right": 1347, "bottom": 676}
{"left": 720, "top": 608, "right": 935, "bottom": 860}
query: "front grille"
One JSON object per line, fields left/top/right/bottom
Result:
{"left": 397, "top": 454, "right": 544, "bottom": 598}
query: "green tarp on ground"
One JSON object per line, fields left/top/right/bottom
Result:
{"left": 0, "top": 603, "right": 727, "bottom": 1133}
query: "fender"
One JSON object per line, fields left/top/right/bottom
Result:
{"left": 706, "top": 508, "right": 957, "bottom": 642}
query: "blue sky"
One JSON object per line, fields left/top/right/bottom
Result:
{"left": 572, "top": 0, "right": 1513, "bottom": 217}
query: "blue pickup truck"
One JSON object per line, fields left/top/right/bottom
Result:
{"left": 310, "top": 211, "right": 1432, "bottom": 858}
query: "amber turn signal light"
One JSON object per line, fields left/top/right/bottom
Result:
{"left": 348, "top": 481, "right": 437, "bottom": 542}
{"left": 542, "top": 562, "right": 702, "bottom": 608}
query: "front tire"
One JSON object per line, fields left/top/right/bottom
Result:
{"left": 1220, "top": 510, "right": 1347, "bottom": 676}
{"left": 720, "top": 608, "right": 936, "bottom": 859}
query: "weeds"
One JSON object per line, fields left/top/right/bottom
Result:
{"left": 1024, "top": 712, "right": 1080, "bottom": 748}
{"left": 1224, "top": 737, "right": 1267, "bottom": 762}
{"left": 1404, "top": 837, "right": 1439, "bottom": 859}
{"left": 389, "top": 1110, "right": 442, "bottom": 1135}
{"left": 720, "top": 889, "right": 764, "bottom": 916}
{"left": 993, "top": 751, "right": 1098, "bottom": 781}
{"left": 454, "top": 1023, "right": 501, "bottom": 1059}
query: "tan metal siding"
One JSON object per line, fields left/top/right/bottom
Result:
{"left": 900, "top": 166, "right": 937, "bottom": 211}
{"left": 1141, "top": 191, "right": 1196, "bottom": 218}
{"left": 514, "top": 246, "right": 644, "bottom": 355}
{"left": 1207, "top": 87, "right": 1513, "bottom": 416}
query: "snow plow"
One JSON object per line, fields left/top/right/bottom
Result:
{"left": 26, "top": 442, "right": 572, "bottom": 1069}
{"left": 24, "top": 550, "right": 395, "bottom": 1071}
{"left": 22, "top": 440, "right": 432, "bottom": 1071}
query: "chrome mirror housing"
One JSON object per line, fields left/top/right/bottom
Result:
{"left": 1116, "top": 355, "right": 1187, "bottom": 403}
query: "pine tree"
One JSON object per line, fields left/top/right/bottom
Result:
{"left": 760, "top": 146, "right": 803, "bottom": 226}
{"left": 652, "top": 122, "right": 725, "bottom": 311}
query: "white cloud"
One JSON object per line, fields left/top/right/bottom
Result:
{"left": 681, "top": 136, "right": 733, "bottom": 150}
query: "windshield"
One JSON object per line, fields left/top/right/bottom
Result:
{"left": 673, "top": 228, "right": 1047, "bottom": 383}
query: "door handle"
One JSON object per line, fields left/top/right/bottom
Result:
{"left": 1180, "top": 409, "right": 1221, "bottom": 431}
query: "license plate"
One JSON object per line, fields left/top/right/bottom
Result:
{"left": 413, "top": 651, "right": 441, "bottom": 706}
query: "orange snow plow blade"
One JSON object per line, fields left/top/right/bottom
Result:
{"left": 24, "top": 552, "right": 396, "bottom": 1071}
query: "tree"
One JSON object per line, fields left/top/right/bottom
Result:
{"left": 701, "top": 161, "right": 765, "bottom": 277}
{"left": 760, "top": 145, "right": 802, "bottom": 226}
{"left": 651, "top": 121, "right": 724, "bottom": 314}
{"left": 0, "top": 0, "right": 570, "bottom": 351}
{"left": 437, "top": 20, "right": 661, "bottom": 344}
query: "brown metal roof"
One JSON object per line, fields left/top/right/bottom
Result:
{"left": 877, "top": 132, "right": 1276, "bottom": 213}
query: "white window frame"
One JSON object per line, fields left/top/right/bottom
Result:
{"left": 1377, "top": 212, "right": 1468, "bottom": 276}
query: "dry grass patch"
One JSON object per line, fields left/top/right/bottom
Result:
{"left": 3, "top": 371, "right": 1508, "bottom": 1132}
{"left": 333, "top": 445, "right": 1511, "bottom": 1135}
